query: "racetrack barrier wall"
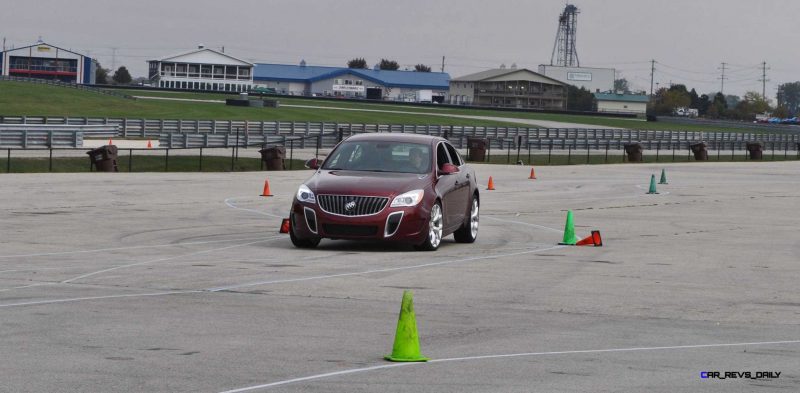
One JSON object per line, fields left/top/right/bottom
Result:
{"left": 1, "top": 116, "right": 799, "bottom": 151}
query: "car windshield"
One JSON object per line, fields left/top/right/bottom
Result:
{"left": 322, "top": 141, "right": 432, "bottom": 174}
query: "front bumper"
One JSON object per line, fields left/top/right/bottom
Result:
{"left": 291, "top": 202, "right": 429, "bottom": 243}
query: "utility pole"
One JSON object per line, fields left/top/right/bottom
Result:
{"left": 649, "top": 59, "right": 655, "bottom": 96}
{"left": 2, "top": 37, "right": 5, "bottom": 52}
{"left": 758, "top": 61, "right": 769, "bottom": 100}
{"left": 441, "top": 56, "right": 445, "bottom": 73}
{"left": 718, "top": 62, "right": 727, "bottom": 94}
{"left": 111, "top": 47, "right": 118, "bottom": 70}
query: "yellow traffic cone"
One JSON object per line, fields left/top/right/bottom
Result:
{"left": 385, "top": 290, "right": 428, "bottom": 362}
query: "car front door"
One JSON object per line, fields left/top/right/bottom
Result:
{"left": 444, "top": 142, "right": 470, "bottom": 225}
{"left": 434, "top": 142, "right": 460, "bottom": 231}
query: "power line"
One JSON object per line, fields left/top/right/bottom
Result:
{"left": 718, "top": 62, "right": 728, "bottom": 94}
{"left": 758, "top": 61, "right": 769, "bottom": 99}
{"left": 649, "top": 59, "right": 655, "bottom": 95}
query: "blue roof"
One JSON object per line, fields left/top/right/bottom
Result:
{"left": 594, "top": 93, "right": 650, "bottom": 103}
{"left": 253, "top": 63, "right": 450, "bottom": 89}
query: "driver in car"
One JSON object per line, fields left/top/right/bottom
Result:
{"left": 408, "top": 147, "right": 426, "bottom": 172}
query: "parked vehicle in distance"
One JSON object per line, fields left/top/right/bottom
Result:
{"left": 251, "top": 86, "right": 277, "bottom": 94}
{"left": 289, "top": 133, "right": 479, "bottom": 251}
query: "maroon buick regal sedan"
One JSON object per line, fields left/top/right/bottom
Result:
{"left": 289, "top": 133, "right": 479, "bottom": 251}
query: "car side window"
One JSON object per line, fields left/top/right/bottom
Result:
{"left": 444, "top": 143, "right": 463, "bottom": 166}
{"left": 436, "top": 143, "right": 451, "bottom": 169}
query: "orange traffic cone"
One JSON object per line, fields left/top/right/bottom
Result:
{"left": 576, "top": 230, "right": 603, "bottom": 247}
{"left": 260, "top": 179, "right": 273, "bottom": 197}
{"left": 146, "top": 139, "right": 152, "bottom": 148}
{"left": 486, "top": 176, "right": 495, "bottom": 190}
{"left": 529, "top": 167, "right": 537, "bottom": 179}
{"left": 279, "top": 218, "right": 290, "bottom": 233}
{"left": 108, "top": 138, "right": 113, "bottom": 145}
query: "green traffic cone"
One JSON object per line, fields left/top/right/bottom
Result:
{"left": 559, "top": 210, "right": 579, "bottom": 245}
{"left": 385, "top": 290, "right": 428, "bottom": 362}
{"left": 659, "top": 169, "right": 668, "bottom": 184}
{"left": 647, "top": 174, "right": 659, "bottom": 194}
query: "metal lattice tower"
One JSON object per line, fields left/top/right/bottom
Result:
{"left": 550, "top": 4, "right": 580, "bottom": 67}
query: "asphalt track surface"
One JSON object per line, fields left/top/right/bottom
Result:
{"left": 1, "top": 161, "right": 798, "bottom": 392}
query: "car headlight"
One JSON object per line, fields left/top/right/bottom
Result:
{"left": 296, "top": 184, "right": 316, "bottom": 204}
{"left": 391, "top": 189, "right": 424, "bottom": 207}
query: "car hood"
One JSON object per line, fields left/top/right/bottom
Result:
{"left": 305, "top": 170, "right": 429, "bottom": 197}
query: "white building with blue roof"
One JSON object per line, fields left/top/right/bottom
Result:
{"left": 147, "top": 47, "right": 450, "bottom": 100}
{"left": 252, "top": 62, "right": 450, "bottom": 101}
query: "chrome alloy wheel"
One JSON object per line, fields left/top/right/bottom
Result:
{"left": 469, "top": 199, "right": 479, "bottom": 239}
{"left": 428, "top": 203, "right": 443, "bottom": 249}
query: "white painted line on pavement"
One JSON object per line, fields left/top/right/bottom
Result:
{"left": 219, "top": 340, "right": 800, "bottom": 392}
{"left": 0, "top": 236, "right": 270, "bottom": 259}
{"left": 0, "top": 290, "right": 202, "bottom": 309}
{"left": 61, "top": 238, "right": 280, "bottom": 284}
{"left": 225, "top": 197, "right": 284, "bottom": 218}
{"left": 207, "top": 245, "right": 566, "bottom": 292}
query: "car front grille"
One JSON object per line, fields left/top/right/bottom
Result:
{"left": 317, "top": 195, "right": 389, "bottom": 216}
{"left": 322, "top": 224, "right": 378, "bottom": 237}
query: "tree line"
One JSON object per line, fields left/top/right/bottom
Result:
{"left": 347, "top": 58, "right": 432, "bottom": 72}
{"left": 648, "top": 82, "right": 800, "bottom": 120}
{"left": 569, "top": 77, "right": 800, "bottom": 119}
{"left": 95, "top": 62, "right": 133, "bottom": 85}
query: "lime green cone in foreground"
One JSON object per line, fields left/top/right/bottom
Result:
{"left": 559, "top": 210, "right": 579, "bottom": 245}
{"left": 648, "top": 174, "right": 659, "bottom": 194}
{"left": 385, "top": 290, "right": 429, "bottom": 362}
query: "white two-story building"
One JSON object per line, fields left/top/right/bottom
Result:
{"left": 147, "top": 46, "right": 254, "bottom": 92}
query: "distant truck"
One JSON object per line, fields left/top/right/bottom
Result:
{"left": 674, "top": 107, "right": 698, "bottom": 117}
{"left": 416, "top": 90, "right": 433, "bottom": 103}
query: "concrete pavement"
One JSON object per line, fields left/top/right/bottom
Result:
{"left": 1, "top": 161, "right": 798, "bottom": 392}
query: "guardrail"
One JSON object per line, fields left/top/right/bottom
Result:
{"left": 0, "top": 124, "right": 119, "bottom": 148}
{"left": 2, "top": 116, "right": 800, "bottom": 149}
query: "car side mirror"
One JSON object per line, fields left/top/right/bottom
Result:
{"left": 305, "top": 158, "right": 321, "bottom": 169}
{"left": 439, "top": 163, "right": 459, "bottom": 175}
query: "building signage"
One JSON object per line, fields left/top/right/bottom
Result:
{"left": 567, "top": 72, "right": 592, "bottom": 81}
{"left": 333, "top": 84, "right": 365, "bottom": 93}
{"left": 37, "top": 46, "right": 51, "bottom": 52}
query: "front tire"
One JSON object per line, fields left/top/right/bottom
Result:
{"left": 454, "top": 196, "right": 479, "bottom": 243}
{"left": 414, "top": 201, "right": 443, "bottom": 251}
{"left": 289, "top": 213, "right": 320, "bottom": 248}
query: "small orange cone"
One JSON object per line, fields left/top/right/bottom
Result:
{"left": 529, "top": 167, "right": 537, "bottom": 179}
{"left": 486, "top": 176, "right": 495, "bottom": 190}
{"left": 279, "top": 218, "right": 290, "bottom": 234}
{"left": 576, "top": 230, "right": 603, "bottom": 247}
{"left": 108, "top": 138, "right": 113, "bottom": 145}
{"left": 146, "top": 139, "right": 152, "bottom": 148}
{"left": 260, "top": 179, "right": 273, "bottom": 197}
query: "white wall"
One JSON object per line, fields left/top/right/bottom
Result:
{"left": 597, "top": 100, "right": 647, "bottom": 114}
{"left": 538, "top": 65, "right": 615, "bottom": 93}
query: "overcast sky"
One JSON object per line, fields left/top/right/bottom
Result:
{"left": 2, "top": 0, "right": 797, "bottom": 99}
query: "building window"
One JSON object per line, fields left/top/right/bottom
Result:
{"left": 201, "top": 65, "right": 212, "bottom": 78}
{"left": 355, "top": 80, "right": 363, "bottom": 86}
{"left": 344, "top": 80, "right": 353, "bottom": 85}
{"left": 225, "top": 67, "right": 236, "bottom": 79}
